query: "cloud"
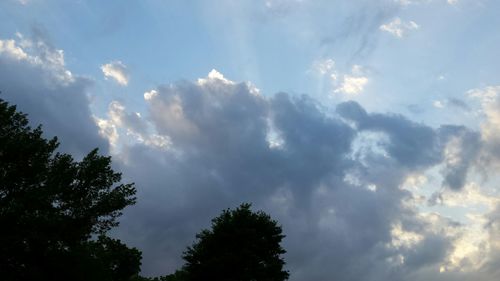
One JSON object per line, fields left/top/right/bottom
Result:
{"left": 95, "top": 100, "right": 170, "bottom": 151}
{"left": 335, "top": 75, "right": 369, "bottom": 95}
{"left": 0, "top": 39, "right": 28, "bottom": 59}
{"left": 431, "top": 98, "right": 470, "bottom": 111}
{"left": 1, "top": 37, "right": 495, "bottom": 277}
{"left": 394, "top": 0, "right": 430, "bottom": 5}
{"left": 333, "top": 65, "right": 369, "bottom": 95}
{"left": 448, "top": 98, "right": 470, "bottom": 111}
{"left": 99, "top": 71, "right": 498, "bottom": 281}
{"left": 263, "top": 0, "right": 306, "bottom": 17}
{"left": 0, "top": 34, "right": 107, "bottom": 157}
{"left": 434, "top": 100, "right": 445, "bottom": 108}
{"left": 394, "top": 0, "right": 457, "bottom": 6}
{"left": 468, "top": 86, "right": 500, "bottom": 170}
{"left": 380, "top": 17, "right": 419, "bottom": 38}
{"left": 311, "top": 58, "right": 336, "bottom": 76}
{"left": 101, "top": 61, "right": 130, "bottom": 86}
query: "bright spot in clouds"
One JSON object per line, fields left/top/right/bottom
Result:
{"left": 101, "top": 61, "right": 129, "bottom": 86}
{"left": 380, "top": 17, "right": 419, "bottom": 38}
{"left": 334, "top": 65, "right": 369, "bottom": 95}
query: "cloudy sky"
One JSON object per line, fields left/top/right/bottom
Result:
{"left": 2, "top": 0, "right": 500, "bottom": 280}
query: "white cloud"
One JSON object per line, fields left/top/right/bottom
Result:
{"left": 334, "top": 65, "right": 369, "bottom": 95}
{"left": 380, "top": 18, "right": 419, "bottom": 38}
{"left": 95, "top": 117, "right": 119, "bottom": 147}
{"left": 0, "top": 39, "right": 28, "bottom": 60}
{"left": 468, "top": 86, "right": 500, "bottom": 146}
{"left": 335, "top": 75, "right": 368, "bottom": 95}
{"left": 95, "top": 100, "right": 170, "bottom": 151}
{"left": 0, "top": 36, "right": 73, "bottom": 84}
{"left": 311, "top": 58, "right": 336, "bottom": 75}
{"left": 197, "top": 69, "right": 234, "bottom": 85}
{"left": 433, "top": 100, "right": 445, "bottom": 108}
{"left": 0, "top": 34, "right": 106, "bottom": 156}
{"left": 467, "top": 86, "right": 500, "bottom": 170}
{"left": 101, "top": 61, "right": 130, "bottom": 86}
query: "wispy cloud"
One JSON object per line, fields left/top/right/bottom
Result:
{"left": 380, "top": 17, "right": 419, "bottom": 38}
{"left": 101, "top": 61, "right": 129, "bottom": 86}
{"left": 311, "top": 58, "right": 336, "bottom": 75}
{"left": 395, "top": 0, "right": 457, "bottom": 5}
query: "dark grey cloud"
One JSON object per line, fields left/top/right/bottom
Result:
{"left": 338, "top": 102, "right": 481, "bottom": 190}
{"left": 0, "top": 34, "right": 108, "bottom": 157}
{"left": 108, "top": 74, "right": 488, "bottom": 281}
{"left": 337, "top": 101, "right": 442, "bottom": 170}
{"left": 447, "top": 98, "right": 470, "bottom": 111}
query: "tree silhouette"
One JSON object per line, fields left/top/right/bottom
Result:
{"left": 0, "top": 97, "right": 140, "bottom": 281}
{"left": 180, "top": 203, "right": 289, "bottom": 281}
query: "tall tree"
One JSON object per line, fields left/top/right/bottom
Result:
{"left": 181, "top": 203, "right": 289, "bottom": 281}
{"left": 0, "top": 97, "right": 139, "bottom": 281}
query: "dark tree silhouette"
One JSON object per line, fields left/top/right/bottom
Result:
{"left": 180, "top": 203, "right": 289, "bottom": 281}
{"left": 0, "top": 97, "right": 140, "bottom": 281}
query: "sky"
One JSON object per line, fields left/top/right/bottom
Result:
{"left": 1, "top": 0, "right": 500, "bottom": 280}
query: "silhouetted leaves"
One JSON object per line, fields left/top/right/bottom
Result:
{"left": 0, "top": 98, "right": 139, "bottom": 281}
{"left": 181, "top": 203, "right": 289, "bottom": 281}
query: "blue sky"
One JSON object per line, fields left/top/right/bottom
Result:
{"left": 2, "top": 0, "right": 500, "bottom": 280}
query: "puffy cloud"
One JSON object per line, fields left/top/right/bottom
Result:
{"left": 335, "top": 75, "right": 369, "bottom": 95}
{"left": 101, "top": 61, "right": 130, "bottom": 86}
{"left": 0, "top": 39, "right": 28, "bottom": 60}
{"left": 0, "top": 34, "right": 107, "bottom": 157}
{"left": 380, "top": 17, "right": 419, "bottom": 38}
{"left": 96, "top": 100, "right": 170, "bottom": 151}
{"left": 333, "top": 65, "right": 369, "bottom": 95}
{"left": 103, "top": 71, "right": 496, "bottom": 281}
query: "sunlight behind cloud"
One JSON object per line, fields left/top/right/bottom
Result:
{"left": 101, "top": 61, "right": 129, "bottom": 86}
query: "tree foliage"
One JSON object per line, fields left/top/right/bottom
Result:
{"left": 0, "top": 98, "right": 139, "bottom": 281}
{"left": 180, "top": 203, "right": 289, "bottom": 281}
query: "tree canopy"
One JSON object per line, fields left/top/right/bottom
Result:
{"left": 0, "top": 97, "right": 140, "bottom": 281}
{"left": 180, "top": 203, "right": 289, "bottom": 281}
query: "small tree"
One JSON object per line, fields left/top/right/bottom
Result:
{"left": 181, "top": 203, "right": 289, "bottom": 281}
{"left": 0, "top": 97, "right": 139, "bottom": 281}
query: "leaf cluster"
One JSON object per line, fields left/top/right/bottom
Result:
{"left": 181, "top": 203, "right": 289, "bottom": 281}
{"left": 0, "top": 98, "right": 138, "bottom": 281}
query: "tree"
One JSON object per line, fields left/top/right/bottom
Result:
{"left": 180, "top": 203, "right": 289, "bottom": 281}
{"left": 0, "top": 97, "right": 139, "bottom": 281}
